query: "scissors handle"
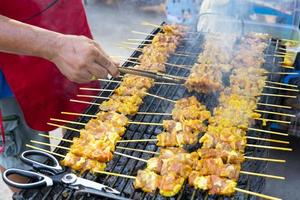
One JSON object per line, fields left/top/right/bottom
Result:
{"left": 21, "top": 150, "right": 63, "bottom": 174}
{"left": 2, "top": 168, "right": 53, "bottom": 189}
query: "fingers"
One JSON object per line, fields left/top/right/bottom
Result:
{"left": 96, "top": 54, "right": 119, "bottom": 78}
{"left": 87, "top": 62, "right": 109, "bottom": 80}
{"left": 72, "top": 69, "right": 92, "bottom": 83}
{"left": 92, "top": 41, "right": 120, "bottom": 77}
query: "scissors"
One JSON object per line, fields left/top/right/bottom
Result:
{"left": 2, "top": 150, "right": 120, "bottom": 196}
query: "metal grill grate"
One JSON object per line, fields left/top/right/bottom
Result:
{"left": 15, "top": 25, "right": 290, "bottom": 200}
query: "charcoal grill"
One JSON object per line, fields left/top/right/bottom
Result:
{"left": 15, "top": 23, "right": 293, "bottom": 200}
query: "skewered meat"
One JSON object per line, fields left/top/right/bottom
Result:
{"left": 200, "top": 131, "right": 246, "bottom": 153}
{"left": 95, "top": 111, "right": 129, "bottom": 127}
{"left": 85, "top": 120, "right": 125, "bottom": 138}
{"left": 121, "top": 75, "right": 154, "bottom": 90}
{"left": 163, "top": 120, "right": 206, "bottom": 135}
{"left": 61, "top": 152, "right": 106, "bottom": 173}
{"left": 185, "top": 63, "right": 223, "bottom": 93}
{"left": 114, "top": 86, "right": 148, "bottom": 98}
{"left": 194, "top": 158, "right": 241, "bottom": 180}
{"left": 147, "top": 148, "right": 199, "bottom": 174}
{"left": 100, "top": 94, "right": 143, "bottom": 115}
{"left": 158, "top": 172, "right": 185, "bottom": 197}
{"left": 172, "top": 96, "right": 211, "bottom": 121}
{"left": 147, "top": 157, "right": 162, "bottom": 173}
{"left": 157, "top": 131, "right": 198, "bottom": 147}
{"left": 198, "top": 148, "right": 245, "bottom": 164}
{"left": 189, "top": 172, "right": 237, "bottom": 196}
{"left": 160, "top": 157, "right": 193, "bottom": 178}
{"left": 134, "top": 169, "right": 161, "bottom": 193}
{"left": 70, "top": 137, "right": 114, "bottom": 162}
{"left": 137, "top": 62, "right": 166, "bottom": 73}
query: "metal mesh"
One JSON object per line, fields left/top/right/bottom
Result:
{"left": 15, "top": 25, "right": 289, "bottom": 200}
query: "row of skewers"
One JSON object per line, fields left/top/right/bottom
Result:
{"left": 54, "top": 24, "right": 185, "bottom": 172}
{"left": 187, "top": 32, "right": 271, "bottom": 195}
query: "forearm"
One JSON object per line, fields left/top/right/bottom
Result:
{"left": 0, "top": 15, "right": 62, "bottom": 60}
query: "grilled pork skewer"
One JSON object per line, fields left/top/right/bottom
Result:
{"left": 25, "top": 144, "right": 282, "bottom": 200}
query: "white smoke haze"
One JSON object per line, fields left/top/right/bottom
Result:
{"left": 197, "top": 0, "right": 300, "bottom": 51}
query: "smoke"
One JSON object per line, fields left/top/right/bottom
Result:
{"left": 197, "top": 0, "right": 300, "bottom": 50}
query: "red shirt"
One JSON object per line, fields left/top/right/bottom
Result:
{"left": 0, "top": 0, "right": 100, "bottom": 131}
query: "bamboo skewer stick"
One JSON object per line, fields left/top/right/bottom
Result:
{"left": 141, "top": 21, "right": 162, "bottom": 28}
{"left": 260, "top": 93, "right": 297, "bottom": 99}
{"left": 265, "top": 81, "right": 298, "bottom": 88}
{"left": 239, "top": 170, "right": 284, "bottom": 180}
{"left": 116, "top": 146, "right": 160, "bottom": 155}
{"left": 121, "top": 41, "right": 147, "bottom": 46}
{"left": 264, "top": 72, "right": 298, "bottom": 75}
{"left": 264, "top": 85, "right": 299, "bottom": 92}
{"left": 26, "top": 144, "right": 66, "bottom": 158}
{"left": 135, "top": 112, "right": 172, "bottom": 116}
{"left": 78, "top": 89, "right": 176, "bottom": 103}
{"left": 245, "top": 156, "right": 285, "bottom": 163}
{"left": 50, "top": 118, "right": 163, "bottom": 127}
{"left": 131, "top": 30, "right": 193, "bottom": 41}
{"left": 70, "top": 99, "right": 101, "bottom": 106}
{"left": 61, "top": 111, "right": 172, "bottom": 117}
{"left": 280, "top": 38, "right": 299, "bottom": 43}
{"left": 132, "top": 30, "right": 155, "bottom": 37}
{"left": 47, "top": 122, "right": 80, "bottom": 132}
{"left": 248, "top": 128, "right": 288, "bottom": 137}
{"left": 77, "top": 95, "right": 109, "bottom": 100}
{"left": 256, "top": 103, "right": 292, "bottom": 109}
{"left": 39, "top": 133, "right": 73, "bottom": 143}
{"left": 119, "top": 42, "right": 198, "bottom": 56}
{"left": 95, "top": 170, "right": 136, "bottom": 179}
{"left": 127, "top": 38, "right": 153, "bottom": 42}
{"left": 254, "top": 117, "right": 291, "bottom": 125}
{"left": 272, "top": 54, "right": 294, "bottom": 58}
{"left": 255, "top": 109, "right": 296, "bottom": 118}
{"left": 118, "top": 44, "right": 193, "bottom": 57}
{"left": 97, "top": 78, "right": 183, "bottom": 86}
{"left": 246, "top": 136, "right": 289, "bottom": 144}
{"left": 246, "top": 144, "right": 292, "bottom": 151}
{"left": 31, "top": 140, "right": 70, "bottom": 150}
{"left": 114, "top": 151, "right": 148, "bottom": 162}
{"left": 115, "top": 57, "right": 192, "bottom": 70}
{"left": 117, "top": 138, "right": 158, "bottom": 143}
{"left": 144, "top": 93, "right": 176, "bottom": 103}
{"left": 30, "top": 140, "right": 285, "bottom": 181}
{"left": 50, "top": 118, "right": 86, "bottom": 126}
{"left": 61, "top": 112, "right": 97, "bottom": 118}
{"left": 234, "top": 188, "right": 281, "bottom": 200}
{"left": 37, "top": 134, "right": 286, "bottom": 163}
{"left": 280, "top": 65, "right": 295, "bottom": 69}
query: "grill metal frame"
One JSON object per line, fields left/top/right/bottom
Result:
{"left": 15, "top": 24, "right": 291, "bottom": 200}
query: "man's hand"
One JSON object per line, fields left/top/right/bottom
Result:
{"left": 0, "top": 15, "right": 119, "bottom": 84}
{"left": 50, "top": 35, "right": 119, "bottom": 83}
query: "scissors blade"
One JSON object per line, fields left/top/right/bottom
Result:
{"left": 65, "top": 175, "right": 120, "bottom": 195}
